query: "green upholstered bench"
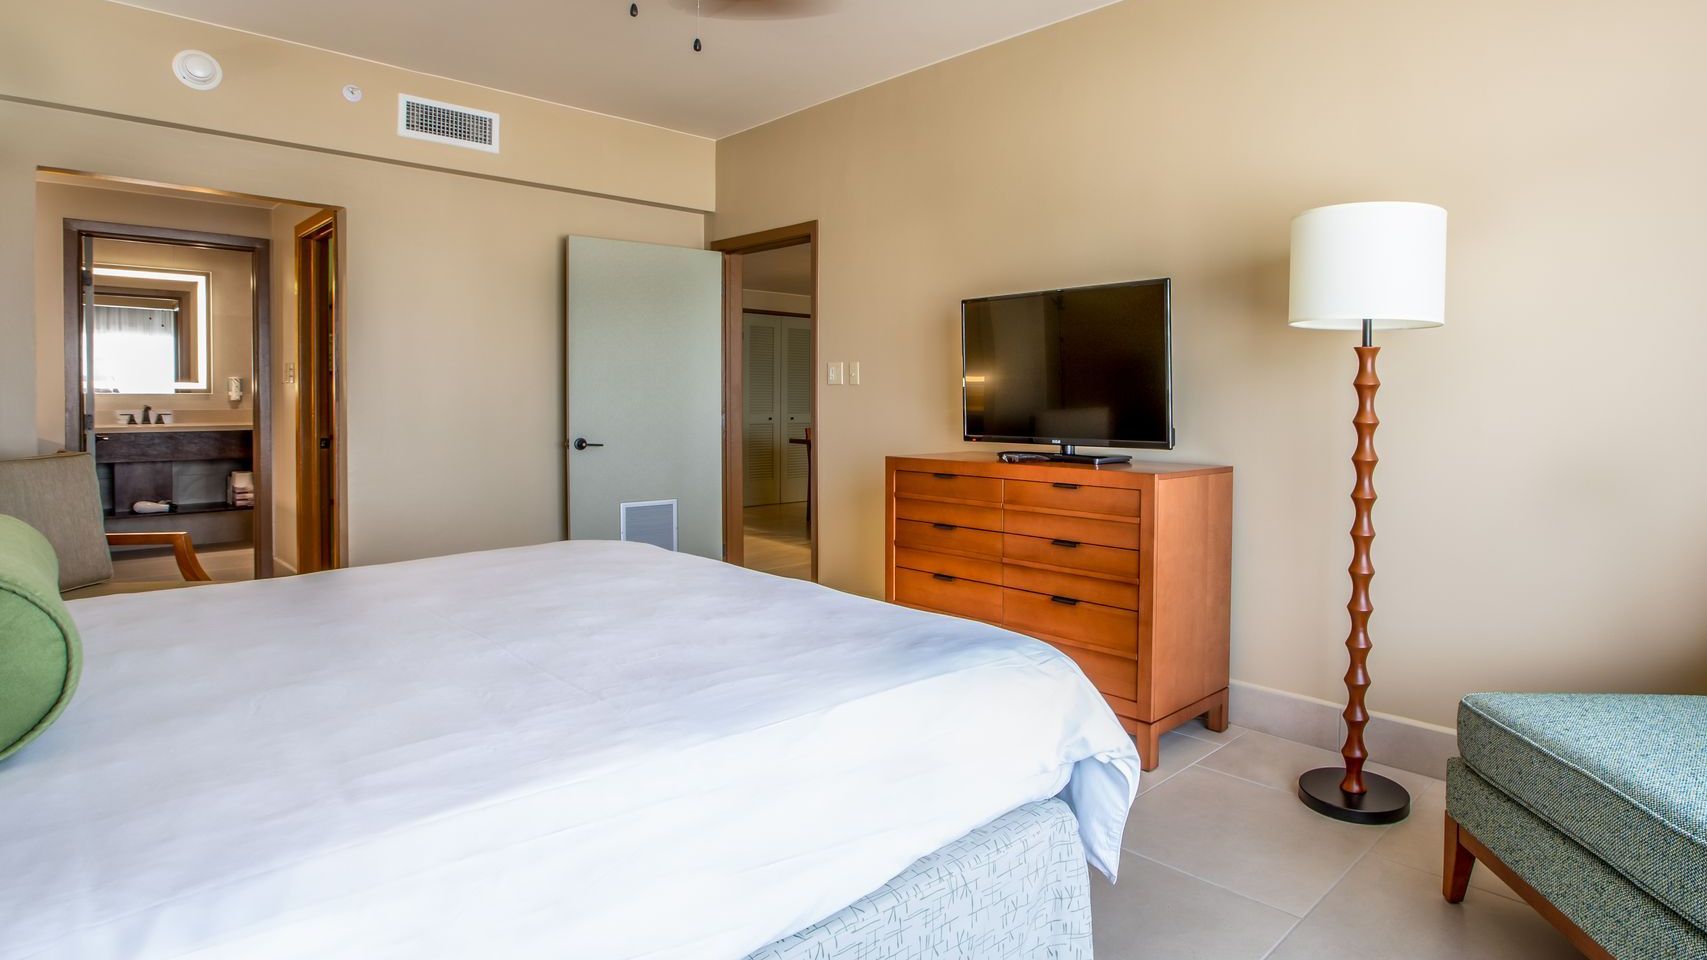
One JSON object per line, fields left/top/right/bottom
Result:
{"left": 1444, "top": 693, "right": 1707, "bottom": 960}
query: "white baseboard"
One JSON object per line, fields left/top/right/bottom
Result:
{"left": 1227, "top": 680, "right": 1458, "bottom": 781}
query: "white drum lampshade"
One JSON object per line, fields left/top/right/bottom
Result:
{"left": 1289, "top": 201, "right": 1447, "bottom": 331}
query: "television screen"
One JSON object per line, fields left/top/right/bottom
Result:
{"left": 962, "top": 278, "right": 1172, "bottom": 449}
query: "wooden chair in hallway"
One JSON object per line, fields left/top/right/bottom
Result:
{"left": 0, "top": 452, "right": 211, "bottom": 599}
{"left": 789, "top": 426, "right": 813, "bottom": 525}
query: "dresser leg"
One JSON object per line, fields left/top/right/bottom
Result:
{"left": 1204, "top": 688, "right": 1230, "bottom": 732}
{"left": 1136, "top": 723, "right": 1161, "bottom": 772}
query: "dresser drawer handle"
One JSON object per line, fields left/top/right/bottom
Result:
{"left": 1050, "top": 595, "right": 1081, "bottom": 606}
{"left": 1051, "top": 482, "right": 1080, "bottom": 490}
{"left": 932, "top": 573, "right": 957, "bottom": 582}
{"left": 933, "top": 472, "right": 956, "bottom": 480}
{"left": 932, "top": 523, "right": 958, "bottom": 531}
{"left": 1050, "top": 539, "right": 1081, "bottom": 548}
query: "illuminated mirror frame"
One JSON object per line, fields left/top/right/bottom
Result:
{"left": 92, "top": 265, "right": 210, "bottom": 392}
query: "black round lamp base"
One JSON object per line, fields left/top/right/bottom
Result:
{"left": 1298, "top": 767, "right": 1411, "bottom": 825}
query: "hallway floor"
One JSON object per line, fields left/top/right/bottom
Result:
{"left": 110, "top": 543, "right": 255, "bottom": 583}
{"left": 743, "top": 501, "right": 812, "bottom": 580}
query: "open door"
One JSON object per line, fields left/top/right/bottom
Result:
{"left": 295, "top": 210, "right": 340, "bottom": 573}
{"left": 565, "top": 236, "right": 723, "bottom": 559}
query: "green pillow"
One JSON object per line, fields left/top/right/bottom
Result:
{"left": 0, "top": 514, "right": 82, "bottom": 762}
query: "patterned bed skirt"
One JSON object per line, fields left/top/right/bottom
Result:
{"left": 746, "top": 798, "right": 1093, "bottom": 960}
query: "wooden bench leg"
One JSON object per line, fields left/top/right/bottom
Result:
{"left": 1443, "top": 811, "right": 1475, "bottom": 903}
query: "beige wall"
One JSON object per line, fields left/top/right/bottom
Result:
{"left": 1, "top": 99, "right": 704, "bottom": 566}
{"left": 1, "top": 0, "right": 712, "bottom": 211}
{"left": 713, "top": 0, "right": 1707, "bottom": 725}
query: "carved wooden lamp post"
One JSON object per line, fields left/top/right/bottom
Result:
{"left": 1289, "top": 201, "right": 1447, "bottom": 825}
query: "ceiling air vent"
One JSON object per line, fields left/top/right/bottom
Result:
{"left": 397, "top": 94, "right": 500, "bottom": 153}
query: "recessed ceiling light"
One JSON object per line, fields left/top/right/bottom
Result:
{"left": 172, "top": 50, "right": 222, "bottom": 91}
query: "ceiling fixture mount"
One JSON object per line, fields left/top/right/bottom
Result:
{"left": 171, "top": 49, "right": 222, "bottom": 90}
{"left": 627, "top": 0, "right": 705, "bottom": 53}
{"left": 630, "top": 0, "right": 836, "bottom": 53}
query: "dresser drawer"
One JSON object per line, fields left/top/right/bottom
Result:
{"left": 1005, "top": 479, "right": 1139, "bottom": 517}
{"left": 1004, "top": 509, "right": 1139, "bottom": 550}
{"left": 896, "top": 548, "right": 1003, "bottom": 586}
{"left": 894, "top": 567, "right": 1002, "bottom": 622}
{"left": 895, "top": 470, "right": 1002, "bottom": 503}
{"left": 1003, "top": 533, "right": 1139, "bottom": 579}
{"left": 896, "top": 519, "right": 1002, "bottom": 558}
{"left": 1004, "top": 564, "right": 1139, "bottom": 611}
{"left": 895, "top": 496, "right": 1002, "bottom": 533}
{"left": 1037, "top": 639, "right": 1138, "bottom": 703}
{"left": 1004, "top": 589, "right": 1137, "bottom": 657}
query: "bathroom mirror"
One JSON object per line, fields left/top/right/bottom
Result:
{"left": 90, "top": 265, "right": 209, "bottom": 394}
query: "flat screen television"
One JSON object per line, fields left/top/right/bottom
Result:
{"left": 962, "top": 278, "right": 1173, "bottom": 461}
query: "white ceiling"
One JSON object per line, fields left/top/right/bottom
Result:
{"left": 115, "top": 0, "right": 1120, "bottom": 138}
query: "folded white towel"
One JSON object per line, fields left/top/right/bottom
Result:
{"left": 227, "top": 472, "right": 255, "bottom": 507}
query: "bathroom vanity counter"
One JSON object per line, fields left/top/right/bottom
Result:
{"left": 96, "top": 423, "right": 253, "bottom": 434}
{"left": 95, "top": 429, "right": 252, "bottom": 463}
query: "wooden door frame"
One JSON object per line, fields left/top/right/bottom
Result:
{"left": 63, "top": 218, "right": 274, "bottom": 579}
{"left": 708, "top": 221, "right": 818, "bottom": 581}
{"left": 293, "top": 208, "right": 346, "bottom": 572}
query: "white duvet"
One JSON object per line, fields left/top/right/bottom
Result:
{"left": 2, "top": 540, "right": 1139, "bottom": 959}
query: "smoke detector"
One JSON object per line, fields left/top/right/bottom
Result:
{"left": 172, "top": 50, "right": 222, "bottom": 91}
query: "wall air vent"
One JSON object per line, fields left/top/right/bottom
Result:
{"left": 398, "top": 94, "right": 500, "bottom": 153}
{"left": 620, "top": 499, "right": 679, "bottom": 552}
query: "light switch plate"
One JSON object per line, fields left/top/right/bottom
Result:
{"left": 827, "top": 361, "right": 844, "bottom": 385}
{"left": 848, "top": 361, "right": 861, "bottom": 385}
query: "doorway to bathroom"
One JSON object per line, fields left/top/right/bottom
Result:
{"left": 44, "top": 169, "right": 343, "bottom": 581}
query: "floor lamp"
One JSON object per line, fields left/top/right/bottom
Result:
{"left": 1289, "top": 201, "right": 1447, "bottom": 825}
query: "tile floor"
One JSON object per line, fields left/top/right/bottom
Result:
{"left": 1092, "top": 722, "right": 1583, "bottom": 959}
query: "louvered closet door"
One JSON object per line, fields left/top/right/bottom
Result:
{"left": 743, "top": 314, "right": 781, "bottom": 506}
{"left": 779, "top": 317, "right": 812, "bottom": 504}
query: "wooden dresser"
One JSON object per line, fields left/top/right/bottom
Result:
{"left": 885, "top": 453, "right": 1233, "bottom": 770}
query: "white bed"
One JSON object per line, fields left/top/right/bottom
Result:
{"left": 1, "top": 540, "right": 1139, "bottom": 959}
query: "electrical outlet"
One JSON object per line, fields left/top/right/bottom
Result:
{"left": 284, "top": 362, "right": 297, "bottom": 385}
{"left": 848, "top": 361, "right": 861, "bottom": 385}
{"left": 827, "top": 361, "right": 844, "bottom": 385}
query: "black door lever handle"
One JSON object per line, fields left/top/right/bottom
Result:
{"left": 571, "top": 438, "right": 604, "bottom": 450}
